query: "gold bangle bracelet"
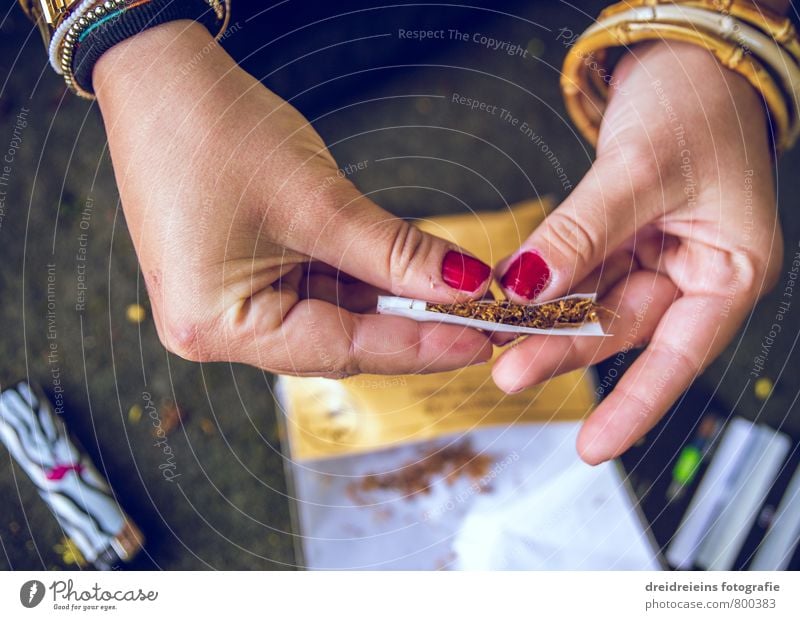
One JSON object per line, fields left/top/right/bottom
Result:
{"left": 562, "top": 20, "right": 792, "bottom": 151}
{"left": 581, "top": 4, "right": 800, "bottom": 147}
{"left": 599, "top": 0, "right": 800, "bottom": 63}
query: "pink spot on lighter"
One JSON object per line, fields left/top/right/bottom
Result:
{"left": 45, "top": 463, "right": 84, "bottom": 481}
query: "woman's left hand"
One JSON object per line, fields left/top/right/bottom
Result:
{"left": 491, "top": 40, "right": 783, "bottom": 464}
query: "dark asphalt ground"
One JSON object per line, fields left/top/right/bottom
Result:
{"left": 1, "top": 0, "right": 799, "bottom": 569}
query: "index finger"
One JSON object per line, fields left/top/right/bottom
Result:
{"left": 256, "top": 299, "right": 494, "bottom": 376}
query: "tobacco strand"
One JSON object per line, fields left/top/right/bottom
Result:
{"left": 427, "top": 298, "right": 601, "bottom": 329}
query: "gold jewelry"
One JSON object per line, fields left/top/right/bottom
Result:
{"left": 561, "top": 2, "right": 800, "bottom": 152}
{"left": 20, "top": 1, "right": 230, "bottom": 73}
{"left": 18, "top": 1, "right": 83, "bottom": 47}
{"left": 600, "top": 1, "right": 800, "bottom": 63}
{"left": 583, "top": 4, "right": 800, "bottom": 146}
{"left": 18, "top": 0, "right": 232, "bottom": 99}
{"left": 18, "top": 0, "right": 82, "bottom": 26}
{"left": 58, "top": 0, "right": 129, "bottom": 99}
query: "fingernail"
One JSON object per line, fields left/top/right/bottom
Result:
{"left": 500, "top": 251, "right": 551, "bottom": 300}
{"left": 441, "top": 251, "right": 491, "bottom": 292}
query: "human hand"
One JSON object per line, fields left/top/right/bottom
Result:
{"left": 492, "top": 40, "right": 782, "bottom": 463}
{"left": 94, "top": 21, "right": 494, "bottom": 376}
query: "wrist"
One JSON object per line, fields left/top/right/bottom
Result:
{"left": 604, "top": 38, "right": 771, "bottom": 172}
{"left": 94, "top": 19, "right": 228, "bottom": 111}
{"left": 614, "top": 39, "right": 767, "bottom": 115}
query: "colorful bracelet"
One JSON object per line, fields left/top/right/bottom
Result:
{"left": 59, "top": 0, "right": 228, "bottom": 98}
{"left": 49, "top": 0, "right": 106, "bottom": 74}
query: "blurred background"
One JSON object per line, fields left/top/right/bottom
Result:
{"left": 1, "top": 0, "right": 799, "bottom": 569}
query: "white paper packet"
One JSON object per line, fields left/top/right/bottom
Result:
{"left": 377, "top": 293, "right": 607, "bottom": 336}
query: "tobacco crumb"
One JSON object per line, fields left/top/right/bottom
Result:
{"left": 427, "top": 297, "right": 601, "bottom": 329}
{"left": 200, "top": 418, "right": 216, "bottom": 436}
{"left": 151, "top": 401, "right": 185, "bottom": 438}
{"left": 350, "top": 441, "right": 494, "bottom": 501}
{"left": 127, "top": 404, "right": 142, "bottom": 425}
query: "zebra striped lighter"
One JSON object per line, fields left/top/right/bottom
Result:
{"left": 0, "top": 381, "right": 143, "bottom": 569}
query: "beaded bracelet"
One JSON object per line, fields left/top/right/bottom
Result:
{"left": 49, "top": 0, "right": 106, "bottom": 74}
{"left": 59, "top": 0, "right": 228, "bottom": 98}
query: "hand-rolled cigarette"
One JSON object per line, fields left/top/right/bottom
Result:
{"left": 377, "top": 294, "right": 607, "bottom": 336}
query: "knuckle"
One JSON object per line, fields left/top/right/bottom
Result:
{"left": 344, "top": 315, "right": 422, "bottom": 376}
{"left": 734, "top": 255, "right": 763, "bottom": 301}
{"left": 158, "top": 311, "right": 216, "bottom": 363}
{"left": 614, "top": 385, "right": 661, "bottom": 423}
{"left": 387, "top": 220, "right": 430, "bottom": 295}
{"left": 726, "top": 240, "right": 783, "bottom": 306}
{"left": 660, "top": 341, "right": 702, "bottom": 376}
{"left": 544, "top": 210, "right": 599, "bottom": 268}
{"left": 342, "top": 330, "right": 364, "bottom": 378}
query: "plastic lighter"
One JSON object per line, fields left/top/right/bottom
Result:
{"left": 0, "top": 381, "right": 143, "bottom": 569}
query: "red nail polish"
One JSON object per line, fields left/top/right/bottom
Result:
{"left": 501, "top": 251, "right": 550, "bottom": 300}
{"left": 441, "top": 251, "right": 491, "bottom": 292}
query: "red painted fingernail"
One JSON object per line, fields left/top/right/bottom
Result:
{"left": 441, "top": 251, "right": 491, "bottom": 292}
{"left": 500, "top": 251, "right": 551, "bottom": 300}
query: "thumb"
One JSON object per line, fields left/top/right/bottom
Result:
{"left": 295, "top": 180, "right": 492, "bottom": 302}
{"left": 496, "top": 154, "right": 659, "bottom": 302}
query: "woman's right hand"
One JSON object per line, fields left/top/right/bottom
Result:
{"left": 93, "top": 20, "right": 494, "bottom": 377}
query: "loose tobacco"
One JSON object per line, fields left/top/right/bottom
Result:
{"left": 427, "top": 297, "right": 601, "bottom": 330}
